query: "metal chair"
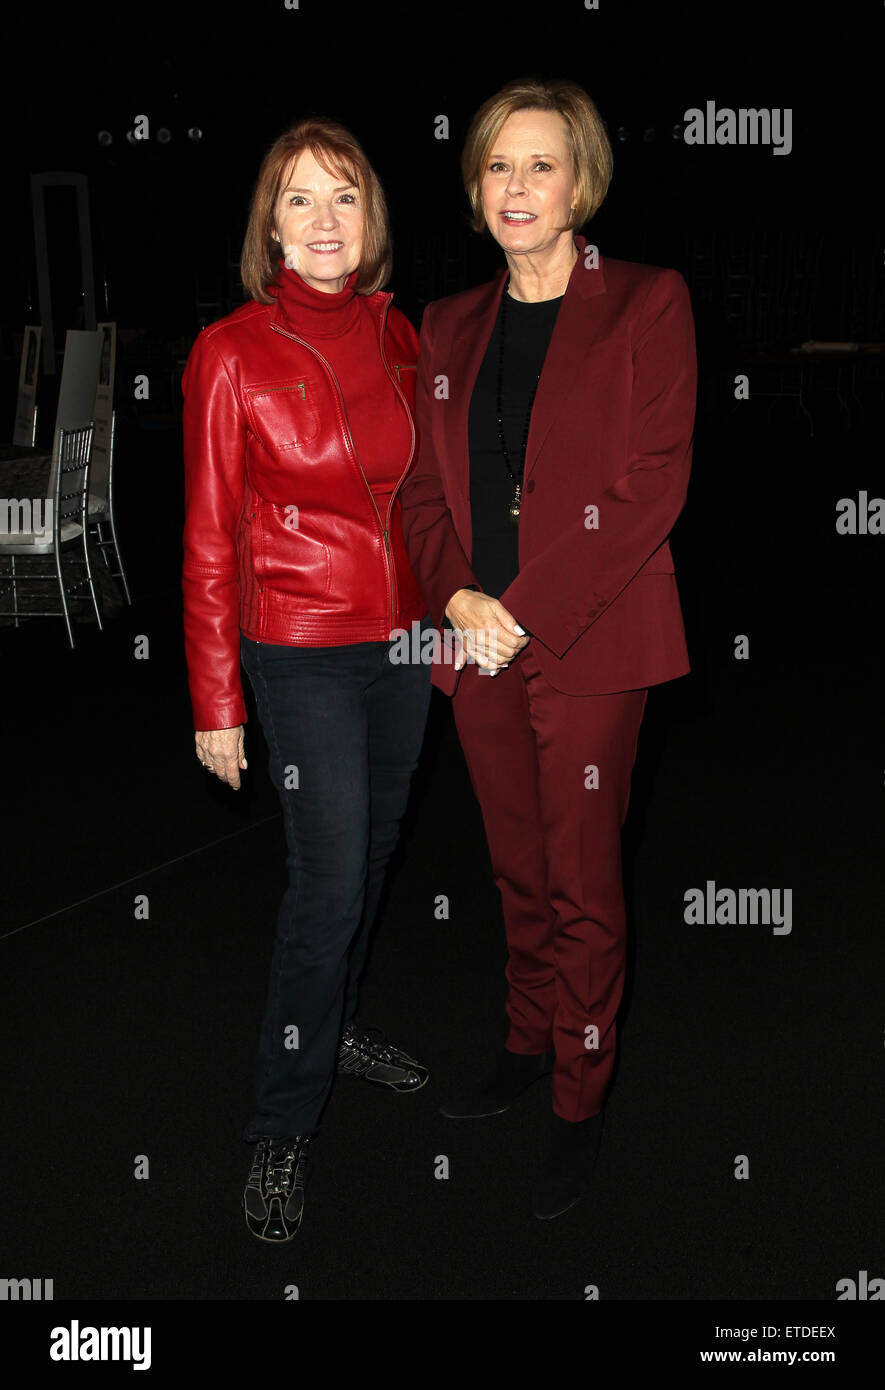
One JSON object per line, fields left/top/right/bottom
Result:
{"left": 686, "top": 228, "right": 823, "bottom": 434}
{"left": 0, "top": 423, "right": 102, "bottom": 647}
{"left": 86, "top": 410, "right": 132, "bottom": 603}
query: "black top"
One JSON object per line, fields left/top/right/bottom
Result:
{"left": 467, "top": 288, "right": 564, "bottom": 597}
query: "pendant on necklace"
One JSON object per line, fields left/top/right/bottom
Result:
{"left": 508, "top": 484, "right": 522, "bottom": 525}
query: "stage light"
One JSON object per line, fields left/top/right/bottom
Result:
{"left": 157, "top": 128, "right": 172, "bottom": 144}
{"left": 97, "top": 131, "right": 113, "bottom": 146}
{"left": 188, "top": 127, "right": 203, "bottom": 142}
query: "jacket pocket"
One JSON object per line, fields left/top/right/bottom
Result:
{"left": 253, "top": 500, "right": 332, "bottom": 600}
{"left": 244, "top": 378, "right": 320, "bottom": 449}
{"left": 393, "top": 361, "right": 418, "bottom": 412}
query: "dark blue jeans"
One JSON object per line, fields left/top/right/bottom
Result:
{"left": 240, "top": 623, "right": 431, "bottom": 1141}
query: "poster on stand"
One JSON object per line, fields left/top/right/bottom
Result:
{"left": 12, "top": 325, "right": 42, "bottom": 447}
{"left": 89, "top": 322, "right": 117, "bottom": 511}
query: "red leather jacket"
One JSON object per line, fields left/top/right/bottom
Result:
{"left": 181, "top": 289, "right": 422, "bottom": 732}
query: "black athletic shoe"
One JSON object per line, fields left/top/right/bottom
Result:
{"left": 243, "top": 1134, "right": 313, "bottom": 1242}
{"left": 337, "top": 1023, "right": 429, "bottom": 1093}
{"left": 440, "top": 1048, "right": 555, "bottom": 1118}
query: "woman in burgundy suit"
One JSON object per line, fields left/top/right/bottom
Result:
{"left": 399, "top": 77, "right": 697, "bottom": 1219}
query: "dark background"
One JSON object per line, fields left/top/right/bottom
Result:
{"left": 3, "top": 0, "right": 883, "bottom": 376}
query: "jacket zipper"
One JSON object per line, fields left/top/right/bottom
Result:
{"left": 269, "top": 306, "right": 411, "bottom": 632}
{"left": 250, "top": 381, "right": 307, "bottom": 398}
{"left": 377, "top": 301, "right": 419, "bottom": 626}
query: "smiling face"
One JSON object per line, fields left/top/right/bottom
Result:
{"left": 479, "top": 108, "right": 578, "bottom": 259}
{"left": 271, "top": 147, "right": 364, "bottom": 293}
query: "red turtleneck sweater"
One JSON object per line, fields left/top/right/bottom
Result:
{"left": 268, "top": 264, "right": 426, "bottom": 635}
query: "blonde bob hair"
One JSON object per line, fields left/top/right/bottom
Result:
{"left": 240, "top": 118, "right": 392, "bottom": 303}
{"left": 461, "top": 77, "right": 613, "bottom": 235}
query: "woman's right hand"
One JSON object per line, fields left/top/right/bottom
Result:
{"left": 195, "top": 726, "right": 247, "bottom": 789}
{"left": 444, "top": 589, "right": 529, "bottom": 673}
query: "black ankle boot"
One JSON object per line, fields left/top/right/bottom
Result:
{"left": 440, "top": 1047, "right": 554, "bottom": 1118}
{"left": 532, "top": 1110, "right": 604, "bottom": 1219}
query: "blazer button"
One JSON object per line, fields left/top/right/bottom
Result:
{"left": 525, "top": 479, "right": 535, "bottom": 493}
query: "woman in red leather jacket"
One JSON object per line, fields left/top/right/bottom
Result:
{"left": 181, "top": 119, "right": 432, "bottom": 1243}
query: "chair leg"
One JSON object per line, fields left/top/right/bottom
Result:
{"left": 95, "top": 519, "right": 113, "bottom": 570}
{"left": 82, "top": 531, "right": 103, "bottom": 631}
{"left": 109, "top": 512, "right": 132, "bottom": 604}
{"left": 55, "top": 544, "right": 75, "bottom": 649}
{"left": 10, "top": 553, "right": 19, "bottom": 628}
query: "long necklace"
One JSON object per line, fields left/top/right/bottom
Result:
{"left": 496, "top": 284, "right": 541, "bottom": 526}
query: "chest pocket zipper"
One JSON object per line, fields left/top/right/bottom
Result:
{"left": 250, "top": 381, "right": 307, "bottom": 398}
{"left": 245, "top": 380, "right": 317, "bottom": 448}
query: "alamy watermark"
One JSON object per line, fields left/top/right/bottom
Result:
{"left": 0, "top": 497, "right": 53, "bottom": 536}
{"left": 388, "top": 619, "right": 505, "bottom": 670}
{"left": 683, "top": 102, "right": 792, "bottom": 156}
{"left": 1, "top": 1276, "right": 54, "bottom": 1299}
{"left": 684, "top": 881, "right": 792, "bottom": 935}
{"left": 49, "top": 1321, "right": 151, "bottom": 1370}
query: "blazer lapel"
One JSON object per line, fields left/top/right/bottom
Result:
{"left": 436, "top": 235, "right": 608, "bottom": 542}
{"left": 444, "top": 271, "right": 508, "bottom": 503}
{"left": 523, "top": 239, "right": 608, "bottom": 482}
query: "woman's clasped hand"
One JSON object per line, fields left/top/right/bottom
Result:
{"left": 444, "top": 587, "right": 528, "bottom": 674}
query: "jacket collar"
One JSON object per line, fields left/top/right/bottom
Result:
{"left": 267, "top": 266, "right": 392, "bottom": 339}
{"left": 267, "top": 264, "right": 360, "bottom": 338}
{"left": 457, "top": 232, "right": 606, "bottom": 331}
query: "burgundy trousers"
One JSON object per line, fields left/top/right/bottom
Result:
{"left": 451, "top": 642, "right": 648, "bottom": 1121}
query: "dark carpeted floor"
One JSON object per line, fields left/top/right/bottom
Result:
{"left": 1, "top": 396, "right": 882, "bottom": 1301}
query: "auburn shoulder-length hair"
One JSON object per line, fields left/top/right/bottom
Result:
{"left": 241, "top": 118, "right": 392, "bottom": 302}
{"left": 461, "top": 78, "right": 614, "bottom": 235}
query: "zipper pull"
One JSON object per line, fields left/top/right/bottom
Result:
{"left": 382, "top": 528, "right": 390, "bottom": 553}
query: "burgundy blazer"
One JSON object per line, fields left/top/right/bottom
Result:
{"left": 398, "top": 233, "right": 698, "bottom": 698}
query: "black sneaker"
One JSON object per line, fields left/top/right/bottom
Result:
{"left": 337, "top": 1023, "right": 429, "bottom": 1093}
{"left": 243, "top": 1134, "right": 313, "bottom": 1242}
